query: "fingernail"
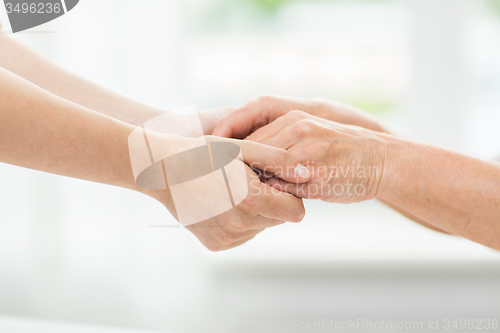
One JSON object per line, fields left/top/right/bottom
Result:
{"left": 294, "top": 163, "right": 311, "bottom": 179}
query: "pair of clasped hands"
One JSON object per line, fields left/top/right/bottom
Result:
{"left": 1, "top": 34, "right": 498, "bottom": 252}
{"left": 177, "top": 96, "right": 392, "bottom": 251}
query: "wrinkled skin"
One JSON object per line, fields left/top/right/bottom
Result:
{"left": 246, "top": 111, "right": 390, "bottom": 204}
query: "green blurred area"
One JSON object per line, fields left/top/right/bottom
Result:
{"left": 200, "top": 0, "right": 400, "bottom": 116}
{"left": 248, "top": 0, "right": 393, "bottom": 12}
{"left": 205, "top": 0, "right": 393, "bottom": 19}
{"left": 200, "top": 0, "right": 394, "bottom": 29}
{"left": 216, "top": 0, "right": 500, "bottom": 17}
{"left": 250, "top": 0, "right": 293, "bottom": 12}
{"left": 485, "top": 0, "right": 500, "bottom": 16}
{"left": 338, "top": 96, "right": 395, "bottom": 116}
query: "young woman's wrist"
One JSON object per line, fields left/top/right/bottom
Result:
{"left": 127, "top": 107, "right": 165, "bottom": 127}
{"left": 123, "top": 131, "right": 180, "bottom": 219}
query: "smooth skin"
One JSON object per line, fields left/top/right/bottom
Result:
{"left": 214, "top": 96, "right": 500, "bottom": 250}
{"left": 0, "top": 34, "right": 232, "bottom": 132}
{"left": 0, "top": 48, "right": 312, "bottom": 251}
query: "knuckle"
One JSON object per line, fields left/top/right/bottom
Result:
{"left": 293, "top": 119, "right": 316, "bottom": 137}
{"left": 256, "top": 95, "right": 275, "bottom": 104}
{"left": 241, "top": 193, "right": 257, "bottom": 207}
{"left": 288, "top": 110, "right": 308, "bottom": 119}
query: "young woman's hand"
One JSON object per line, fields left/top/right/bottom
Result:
{"left": 145, "top": 135, "right": 312, "bottom": 251}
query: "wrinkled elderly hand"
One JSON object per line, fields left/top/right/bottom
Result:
{"left": 247, "top": 111, "right": 392, "bottom": 204}
{"left": 212, "top": 95, "right": 388, "bottom": 139}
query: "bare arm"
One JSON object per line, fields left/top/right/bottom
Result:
{"left": 0, "top": 68, "right": 309, "bottom": 251}
{"left": 0, "top": 34, "right": 233, "bottom": 132}
{"left": 379, "top": 140, "right": 500, "bottom": 249}
{"left": 0, "top": 66, "right": 145, "bottom": 191}
{"left": 0, "top": 34, "right": 162, "bottom": 126}
{"left": 249, "top": 111, "right": 500, "bottom": 250}
{"left": 378, "top": 199, "right": 450, "bottom": 233}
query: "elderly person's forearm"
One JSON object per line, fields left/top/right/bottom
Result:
{"left": 378, "top": 139, "right": 500, "bottom": 249}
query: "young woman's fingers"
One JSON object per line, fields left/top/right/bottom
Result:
{"left": 221, "top": 234, "right": 262, "bottom": 251}
{"left": 212, "top": 106, "right": 268, "bottom": 139}
{"left": 255, "top": 182, "right": 306, "bottom": 222}
{"left": 245, "top": 216, "right": 286, "bottom": 230}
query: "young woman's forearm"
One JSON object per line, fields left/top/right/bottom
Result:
{"left": 0, "top": 34, "right": 161, "bottom": 125}
{"left": 379, "top": 139, "right": 500, "bottom": 249}
{"left": 0, "top": 66, "right": 145, "bottom": 193}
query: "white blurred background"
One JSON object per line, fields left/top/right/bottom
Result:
{"left": 1, "top": 0, "right": 500, "bottom": 332}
